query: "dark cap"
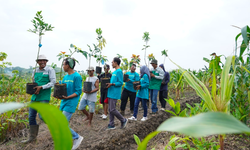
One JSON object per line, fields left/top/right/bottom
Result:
{"left": 150, "top": 59, "right": 158, "bottom": 64}
{"left": 104, "top": 64, "right": 110, "bottom": 69}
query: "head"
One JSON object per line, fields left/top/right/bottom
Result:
{"left": 150, "top": 59, "right": 158, "bottom": 69}
{"left": 130, "top": 64, "right": 136, "bottom": 73}
{"left": 104, "top": 64, "right": 110, "bottom": 73}
{"left": 86, "top": 66, "right": 94, "bottom": 76}
{"left": 140, "top": 65, "right": 151, "bottom": 81}
{"left": 63, "top": 58, "right": 76, "bottom": 72}
{"left": 36, "top": 54, "right": 48, "bottom": 69}
{"left": 159, "top": 64, "right": 166, "bottom": 72}
{"left": 112, "top": 57, "right": 121, "bottom": 68}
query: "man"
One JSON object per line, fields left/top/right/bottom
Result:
{"left": 97, "top": 64, "right": 112, "bottom": 119}
{"left": 21, "top": 54, "right": 56, "bottom": 143}
{"left": 106, "top": 57, "right": 128, "bottom": 130}
{"left": 78, "top": 66, "right": 99, "bottom": 126}
{"left": 159, "top": 64, "right": 170, "bottom": 110}
{"left": 58, "top": 58, "right": 83, "bottom": 150}
{"left": 120, "top": 64, "right": 140, "bottom": 115}
{"left": 149, "top": 59, "right": 164, "bottom": 115}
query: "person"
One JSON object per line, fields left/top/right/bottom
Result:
{"left": 58, "top": 58, "right": 83, "bottom": 150}
{"left": 128, "top": 65, "right": 150, "bottom": 121}
{"left": 78, "top": 66, "right": 99, "bottom": 126}
{"left": 21, "top": 54, "right": 56, "bottom": 143}
{"left": 106, "top": 57, "right": 128, "bottom": 130}
{"left": 120, "top": 64, "right": 140, "bottom": 116}
{"left": 97, "top": 64, "right": 112, "bottom": 119}
{"left": 149, "top": 59, "right": 164, "bottom": 115}
{"left": 159, "top": 64, "right": 170, "bottom": 110}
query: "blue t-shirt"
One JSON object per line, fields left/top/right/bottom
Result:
{"left": 124, "top": 71, "right": 140, "bottom": 92}
{"left": 107, "top": 68, "right": 123, "bottom": 100}
{"left": 137, "top": 74, "right": 149, "bottom": 99}
{"left": 60, "top": 72, "right": 82, "bottom": 113}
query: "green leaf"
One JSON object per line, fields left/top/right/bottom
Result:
{"left": 165, "top": 110, "right": 177, "bottom": 116}
{"left": 179, "top": 108, "right": 187, "bottom": 117}
{"left": 157, "top": 112, "right": 250, "bottom": 138}
{"left": 0, "top": 103, "right": 25, "bottom": 114}
{"left": 174, "top": 102, "right": 181, "bottom": 114}
{"left": 133, "top": 134, "right": 141, "bottom": 145}
{"left": 241, "top": 25, "right": 250, "bottom": 46}
{"left": 29, "top": 103, "right": 72, "bottom": 150}
{"left": 137, "top": 131, "right": 160, "bottom": 150}
{"left": 7, "top": 119, "right": 16, "bottom": 123}
{"left": 167, "top": 98, "right": 175, "bottom": 109}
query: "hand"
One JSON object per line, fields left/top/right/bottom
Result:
{"left": 106, "top": 83, "right": 113, "bottom": 88}
{"left": 83, "top": 90, "right": 91, "bottom": 94}
{"left": 55, "top": 95, "right": 67, "bottom": 99}
{"left": 150, "top": 73, "right": 155, "bottom": 78}
{"left": 34, "top": 86, "right": 43, "bottom": 95}
{"left": 136, "top": 85, "right": 141, "bottom": 90}
{"left": 126, "top": 79, "right": 130, "bottom": 82}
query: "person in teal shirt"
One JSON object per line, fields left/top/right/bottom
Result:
{"left": 58, "top": 58, "right": 83, "bottom": 150}
{"left": 106, "top": 57, "right": 128, "bottom": 130}
{"left": 128, "top": 65, "right": 150, "bottom": 121}
{"left": 120, "top": 64, "right": 140, "bottom": 115}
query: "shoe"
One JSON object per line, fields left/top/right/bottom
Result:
{"left": 151, "top": 112, "right": 158, "bottom": 116}
{"left": 72, "top": 135, "right": 83, "bottom": 150}
{"left": 21, "top": 125, "right": 39, "bottom": 143}
{"left": 102, "top": 114, "right": 107, "bottom": 120}
{"left": 120, "top": 110, "right": 125, "bottom": 116}
{"left": 100, "top": 114, "right": 104, "bottom": 118}
{"left": 141, "top": 117, "right": 148, "bottom": 121}
{"left": 121, "top": 118, "right": 128, "bottom": 129}
{"left": 128, "top": 116, "right": 137, "bottom": 121}
{"left": 106, "top": 125, "right": 116, "bottom": 130}
{"left": 160, "top": 108, "right": 165, "bottom": 111}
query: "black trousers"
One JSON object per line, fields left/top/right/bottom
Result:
{"left": 120, "top": 88, "right": 136, "bottom": 111}
{"left": 159, "top": 90, "right": 168, "bottom": 108}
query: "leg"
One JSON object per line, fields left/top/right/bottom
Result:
{"left": 82, "top": 110, "right": 89, "bottom": 121}
{"left": 151, "top": 89, "right": 159, "bottom": 113}
{"left": 108, "top": 98, "right": 115, "bottom": 127}
{"left": 162, "top": 90, "right": 168, "bottom": 108}
{"left": 78, "top": 98, "right": 89, "bottom": 121}
{"left": 141, "top": 99, "right": 148, "bottom": 117}
{"left": 109, "top": 98, "right": 125, "bottom": 127}
{"left": 159, "top": 91, "right": 164, "bottom": 108}
{"left": 120, "top": 89, "right": 129, "bottom": 112}
{"left": 130, "top": 91, "right": 136, "bottom": 112}
{"left": 88, "top": 101, "right": 95, "bottom": 126}
{"left": 133, "top": 97, "right": 141, "bottom": 118}
{"left": 62, "top": 111, "right": 79, "bottom": 139}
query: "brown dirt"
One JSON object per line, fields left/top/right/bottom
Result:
{"left": 1, "top": 89, "right": 250, "bottom": 150}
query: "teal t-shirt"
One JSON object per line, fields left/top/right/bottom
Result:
{"left": 60, "top": 72, "right": 82, "bottom": 113}
{"left": 124, "top": 71, "right": 140, "bottom": 92}
{"left": 137, "top": 74, "right": 149, "bottom": 99}
{"left": 107, "top": 68, "right": 123, "bottom": 100}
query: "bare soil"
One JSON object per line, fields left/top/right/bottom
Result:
{"left": 1, "top": 90, "right": 250, "bottom": 150}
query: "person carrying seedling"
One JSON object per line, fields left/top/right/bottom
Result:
{"left": 106, "top": 57, "right": 128, "bottom": 130}
{"left": 120, "top": 64, "right": 140, "bottom": 116}
{"left": 57, "top": 58, "right": 83, "bottom": 150}
{"left": 128, "top": 65, "right": 150, "bottom": 121}
{"left": 78, "top": 66, "right": 99, "bottom": 126}
{"left": 149, "top": 59, "right": 164, "bottom": 116}
{"left": 97, "top": 64, "right": 112, "bottom": 119}
{"left": 21, "top": 54, "right": 56, "bottom": 143}
{"left": 159, "top": 64, "right": 170, "bottom": 110}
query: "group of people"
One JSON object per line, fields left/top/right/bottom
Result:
{"left": 22, "top": 54, "right": 170, "bottom": 150}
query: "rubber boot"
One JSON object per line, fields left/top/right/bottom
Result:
{"left": 21, "top": 125, "right": 39, "bottom": 143}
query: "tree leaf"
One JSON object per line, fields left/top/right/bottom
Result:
{"left": 157, "top": 112, "right": 250, "bottom": 138}
{"left": 137, "top": 131, "right": 160, "bottom": 150}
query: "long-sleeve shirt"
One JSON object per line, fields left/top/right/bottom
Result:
{"left": 32, "top": 66, "right": 56, "bottom": 89}
{"left": 107, "top": 68, "right": 123, "bottom": 100}
{"left": 160, "top": 72, "right": 170, "bottom": 91}
{"left": 124, "top": 71, "right": 140, "bottom": 92}
{"left": 149, "top": 67, "right": 164, "bottom": 90}
{"left": 137, "top": 74, "right": 149, "bottom": 99}
{"left": 60, "top": 72, "right": 82, "bottom": 113}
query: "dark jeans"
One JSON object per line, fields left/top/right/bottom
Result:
{"left": 159, "top": 90, "right": 168, "bottom": 108}
{"left": 133, "top": 97, "right": 147, "bottom": 118}
{"left": 108, "top": 98, "right": 126, "bottom": 127}
{"left": 120, "top": 88, "right": 136, "bottom": 111}
{"left": 29, "top": 100, "right": 49, "bottom": 125}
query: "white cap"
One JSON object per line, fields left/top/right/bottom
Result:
{"left": 86, "top": 66, "right": 94, "bottom": 71}
{"left": 36, "top": 54, "right": 48, "bottom": 61}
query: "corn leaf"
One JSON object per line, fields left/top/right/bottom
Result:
{"left": 137, "top": 131, "right": 160, "bottom": 150}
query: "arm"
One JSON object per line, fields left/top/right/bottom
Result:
{"left": 74, "top": 76, "right": 83, "bottom": 96}
{"left": 154, "top": 68, "right": 164, "bottom": 80}
{"left": 164, "top": 72, "right": 170, "bottom": 84}
{"left": 90, "top": 79, "right": 99, "bottom": 93}
{"left": 113, "top": 70, "right": 123, "bottom": 87}
{"left": 42, "top": 68, "right": 56, "bottom": 89}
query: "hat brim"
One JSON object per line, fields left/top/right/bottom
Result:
{"left": 36, "top": 59, "right": 48, "bottom": 61}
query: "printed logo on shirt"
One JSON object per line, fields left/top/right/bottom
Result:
{"left": 129, "top": 75, "right": 134, "bottom": 78}
{"left": 64, "top": 80, "right": 74, "bottom": 83}
{"left": 43, "top": 72, "right": 49, "bottom": 75}
{"left": 113, "top": 74, "right": 116, "bottom": 76}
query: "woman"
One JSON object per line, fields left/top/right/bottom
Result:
{"left": 128, "top": 65, "right": 150, "bottom": 121}
{"left": 159, "top": 64, "right": 170, "bottom": 110}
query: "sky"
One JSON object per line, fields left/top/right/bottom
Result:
{"left": 1, "top": 0, "right": 249, "bottom": 72}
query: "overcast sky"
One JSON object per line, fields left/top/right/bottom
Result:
{"left": 1, "top": 0, "right": 249, "bottom": 72}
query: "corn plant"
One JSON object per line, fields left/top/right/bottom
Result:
{"left": 171, "top": 69, "right": 185, "bottom": 99}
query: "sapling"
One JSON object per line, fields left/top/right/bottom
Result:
{"left": 161, "top": 49, "right": 168, "bottom": 64}
{"left": 142, "top": 32, "right": 150, "bottom": 67}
